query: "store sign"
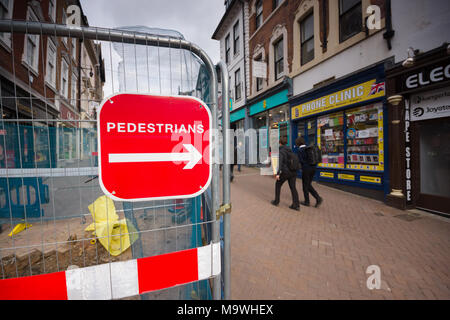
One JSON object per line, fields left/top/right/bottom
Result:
{"left": 338, "top": 173, "right": 355, "bottom": 181}
{"left": 410, "top": 87, "right": 450, "bottom": 121}
{"left": 404, "top": 100, "right": 412, "bottom": 204}
{"left": 253, "top": 60, "right": 267, "bottom": 79}
{"left": 319, "top": 172, "right": 334, "bottom": 178}
{"left": 291, "top": 79, "right": 385, "bottom": 119}
{"left": 403, "top": 60, "right": 450, "bottom": 91}
{"left": 360, "top": 176, "right": 381, "bottom": 184}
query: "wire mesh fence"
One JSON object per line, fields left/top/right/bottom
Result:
{"left": 0, "top": 20, "right": 222, "bottom": 300}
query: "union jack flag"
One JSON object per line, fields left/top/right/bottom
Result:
{"left": 369, "top": 82, "right": 385, "bottom": 95}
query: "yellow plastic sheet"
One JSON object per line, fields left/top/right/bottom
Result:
{"left": 85, "top": 196, "right": 137, "bottom": 256}
{"left": 8, "top": 222, "right": 32, "bottom": 237}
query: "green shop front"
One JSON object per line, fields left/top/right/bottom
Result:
{"left": 247, "top": 83, "right": 291, "bottom": 165}
{"left": 290, "top": 64, "right": 390, "bottom": 198}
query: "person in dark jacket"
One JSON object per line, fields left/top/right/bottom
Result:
{"left": 295, "top": 137, "right": 323, "bottom": 208}
{"left": 271, "top": 137, "right": 300, "bottom": 211}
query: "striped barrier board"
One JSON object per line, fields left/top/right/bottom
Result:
{"left": 0, "top": 243, "right": 220, "bottom": 300}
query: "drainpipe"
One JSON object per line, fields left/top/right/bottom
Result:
{"left": 383, "top": 0, "right": 395, "bottom": 50}
{"left": 239, "top": 0, "right": 248, "bottom": 103}
{"left": 322, "top": 0, "right": 327, "bottom": 50}
{"left": 239, "top": 0, "right": 250, "bottom": 165}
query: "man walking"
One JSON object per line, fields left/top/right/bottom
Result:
{"left": 271, "top": 137, "right": 300, "bottom": 211}
{"left": 295, "top": 137, "right": 323, "bottom": 208}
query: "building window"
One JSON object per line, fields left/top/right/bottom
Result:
{"left": 23, "top": 8, "right": 40, "bottom": 74}
{"left": 255, "top": 54, "right": 264, "bottom": 92}
{"left": 272, "top": 0, "right": 281, "bottom": 10}
{"left": 61, "top": 60, "right": 69, "bottom": 98}
{"left": 228, "top": 75, "right": 232, "bottom": 106}
{"left": 46, "top": 39, "right": 56, "bottom": 87}
{"left": 48, "top": 0, "right": 56, "bottom": 21}
{"left": 0, "top": 0, "right": 13, "bottom": 48}
{"left": 62, "top": 8, "right": 68, "bottom": 44}
{"left": 235, "top": 68, "right": 241, "bottom": 101}
{"left": 233, "top": 21, "right": 240, "bottom": 56}
{"left": 255, "top": 0, "right": 263, "bottom": 30}
{"left": 225, "top": 34, "right": 230, "bottom": 64}
{"left": 71, "top": 72, "right": 77, "bottom": 106}
{"left": 300, "top": 12, "right": 314, "bottom": 65}
{"left": 72, "top": 37, "right": 76, "bottom": 60}
{"left": 274, "top": 38, "right": 284, "bottom": 81}
{"left": 339, "top": 0, "right": 362, "bottom": 42}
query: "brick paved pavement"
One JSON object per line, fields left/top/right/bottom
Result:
{"left": 229, "top": 166, "right": 450, "bottom": 300}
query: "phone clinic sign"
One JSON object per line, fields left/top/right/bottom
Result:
{"left": 97, "top": 93, "right": 212, "bottom": 201}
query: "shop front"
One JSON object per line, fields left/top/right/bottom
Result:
{"left": 0, "top": 82, "right": 58, "bottom": 169}
{"left": 248, "top": 85, "right": 290, "bottom": 165}
{"left": 386, "top": 45, "right": 450, "bottom": 216}
{"left": 58, "top": 102, "right": 80, "bottom": 163}
{"left": 290, "top": 64, "right": 389, "bottom": 197}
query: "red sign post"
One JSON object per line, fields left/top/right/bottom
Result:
{"left": 97, "top": 93, "right": 212, "bottom": 201}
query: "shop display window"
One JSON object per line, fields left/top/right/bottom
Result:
{"left": 317, "top": 111, "right": 345, "bottom": 168}
{"left": 313, "top": 103, "right": 384, "bottom": 171}
{"left": 346, "top": 103, "right": 384, "bottom": 171}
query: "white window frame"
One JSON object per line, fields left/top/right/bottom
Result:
{"left": 0, "top": 0, "right": 14, "bottom": 49}
{"left": 22, "top": 7, "right": 40, "bottom": 75}
{"left": 272, "top": 0, "right": 281, "bottom": 10}
{"left": 233, "top": 20, "right": 240, "bottom": 56}
{"left": 71, "top": 71, "right": 78, "bottom": 106}
{"left": 274, "top": 38, "right": 284, "bottom": 81}
{"left": 225, "top": 33, "right": 230, "bottom": 64}
{"left": 48, "top": 0, "right": 56, "bottom": 22}
{"left": 255, "top": 0, "right": 263, "bottom": 30}
{"left": 339, "top": 0, "right": 363, "bottom": 43}
{"left": 72, "top": 37, "right": 76, "bottom": 60}
{"left": 61, "top": 59, "right": 69, "bottom": 99}
{"left": 268, "top": 24, "right": 287, "bottom": 86}
{"left": 234, "top": 68, "right": 241, "bottom": 101}
{"left": 300, "top": 11, "right": 314, "bottom": 66}
{"left": 45, "top": 38, "right": 57, "bottom": 88}
{"left": 62, "top": 8, "right": 68, "bottom": 45}
{"left": 252, "top": 44, "right": 266, "bottom": 95}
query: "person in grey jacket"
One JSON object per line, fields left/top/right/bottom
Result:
{"left": 271, "top": 137, "right": 300, "bottom": 211}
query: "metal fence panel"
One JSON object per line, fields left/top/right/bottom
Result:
{"left": 0, "top": 20, "right": 227, "bottom": 300}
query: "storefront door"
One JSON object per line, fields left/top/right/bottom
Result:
{"left": 414, "top": 117, "right": 450, "bottom": 214}
{"left": 278, "top": 121, "right": 289, "bottom": 144}
{"left": 295, "top": 119, "right": 317, "bottom": 146}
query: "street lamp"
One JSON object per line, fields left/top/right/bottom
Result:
{"left": 402, "top": 47, "right": 419, "bottom": 68}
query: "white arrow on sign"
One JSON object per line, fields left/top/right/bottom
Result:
{"left": 108, "top": 144, "right": 203, "bottom": 170}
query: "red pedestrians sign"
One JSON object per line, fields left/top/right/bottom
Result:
{"left": 97, "top": 93, "right": 212, "bottom": 201}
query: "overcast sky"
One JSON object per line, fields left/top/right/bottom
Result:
{"left": 79, "top": 0, "right": 223, "bottom": 64}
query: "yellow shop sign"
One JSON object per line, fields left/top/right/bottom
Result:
{"left": 360, "top": 176, "right": 382, "bottom": 184}
{"left": 338, "top": 173, "right": 355, "bottom": 181}
{"left": 319, "top": 172, "right": 334, "bottom": 178}
{"left": 291, "top": 79, "right": 385, "bottom": 119}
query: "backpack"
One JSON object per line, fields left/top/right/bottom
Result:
{"left": 286, "top": 149, "right": 301, "bottom": 172}
{"left": 305, "top": 145, "right": 322, "bottom": 165}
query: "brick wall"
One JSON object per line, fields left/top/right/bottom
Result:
{"left": 248, "top": 0, "right": 300, "bottom": 90}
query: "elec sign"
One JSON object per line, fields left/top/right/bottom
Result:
{"left": 404, "top": 61, "right": 450, "bottom": 90}
{"left": 98, "top": 93, "right": 212, "bottom": 201}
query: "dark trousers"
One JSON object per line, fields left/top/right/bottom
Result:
{"left": 274, "top": 173, "right": 299, "bottom": 207}
{"left": 302, "top": 167, "right": 320, "bottom": 204}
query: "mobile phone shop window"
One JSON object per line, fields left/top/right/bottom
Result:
{"left": 346, "top": 103, "right": 384, "bottom": 171}
{"left": 317, "top": 111, "right": 345, "bottom": 168}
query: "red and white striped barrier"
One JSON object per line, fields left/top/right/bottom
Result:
{"left": 0, "top": 243, "right": 220, "bottom": 300}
